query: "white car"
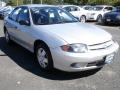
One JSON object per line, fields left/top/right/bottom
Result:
{"left": 61, "top": 5, "right": 89, "bottom": 23}
{"left": 87, "top": 5, "right": 114, "bottom": 22}
{"left": 0, "top": 1, "right": 6, "bottom": 7}
{"left": 0, "top": 6, "right": 13, "bottom": 19}
{"left": 4, "top": 5, "right": 119, "bottom": 72}
{"left": 3, "top": 7, "right": 14, "bottom": 18}
{"left": 82, "top": 5, "right": 94, "bottom": 11}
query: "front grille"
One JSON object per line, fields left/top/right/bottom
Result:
{"left": 87, "top": 60, "right": 105, "bottom": 67}
{"left": 88, "top": 40, "right": 114, "bottom": 50}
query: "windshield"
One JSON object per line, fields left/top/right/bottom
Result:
{"left": 30, "top": 7, "right": 78, "bottom": 25}
{"left": 114, "top": 7, "right": 120, "bottom": 12}
{"left": 93, "top": 6, "right": 103, "bottom": 11}
{"left": 112, "top": 7, "right": 120, "bottom": 12}
{"left": 83, "top": 6, "right": 93, "bottom": 10}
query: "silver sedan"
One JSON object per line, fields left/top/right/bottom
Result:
{"left": 4, "top": 4, "right": 119, "bottom": 72}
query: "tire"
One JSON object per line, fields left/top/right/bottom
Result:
{"left": 102, "top": 21, "right": 108, "bottom": 25}
{"left": 4, "top": 30, "right": 12, "bottom": 45}
{"left": 80, "top": 15, "right": 86, "bottom": 23}
{"left": 35, "top": 43, "right": 53, "bottom": 71}
{"left": 97, "top": 15, "right": 102, "bottom": 23}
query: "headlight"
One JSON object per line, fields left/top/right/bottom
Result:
{"left": 61, "top": 44, "right": 88, "bottom": 53}
{"left": 116, "top": 15, "right": 120, "bottom": 19}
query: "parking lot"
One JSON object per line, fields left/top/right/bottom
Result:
{"left": 0, "top": 20, "right": 120, "bottom": 90}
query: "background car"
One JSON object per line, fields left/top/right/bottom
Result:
{"left": 0, "top": 1, "right": 6, "bottom": 7}
{"left": 61, "top": 5, "right": 89, "bottom": 23}
{"left": 81, "top": 5, "right": 94, "bottom": 11}
{"left": 102, "top": 6, "right": 120, "bottom": 25}
{"left": 0, "top": 6, "right": 13, "bottom": 19}
{"left": 4, "top": 5, "right": 119, "bottom": 72}
{"left": 87, "top": 5, "right": 114, "bottom": 22}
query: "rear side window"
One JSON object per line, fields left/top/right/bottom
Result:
{"left": 64, "top": 7, "right": 71, "bottom": 12}
{"left": 9, "top": 7, "right": 22, "bottom": 21}
{"left": 70, "top": 6, "right": 79, "bottom": 11}
{"left": 104, "top": 7, "right": 113, "bottom": 11}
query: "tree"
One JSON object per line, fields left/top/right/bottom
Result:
{"left": 114, "top": 1, "right": 120, "bottom": 6}
{"left": 5, "top": 0, "right": 120, "bottom": 6}
{"left": 7, "top": 0, "right": 14, "bottom": 5}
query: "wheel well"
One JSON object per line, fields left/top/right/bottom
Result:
{"left": 34, "top": 40, "right": 54, "bottom": 67}
{"left": 80, "top": 15, "right": 86, "bottom": 21}
{"left": 81, "top": 15, "right": 86, "bottom": 18}
{"left": 98, "top": 14, "right": 102, "bottom": 17}
{"left": 34, "top": 40, "right": 49, "bottom": 53}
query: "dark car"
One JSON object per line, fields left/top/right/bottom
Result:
{"left": 102, "top": 6, "right": 120, "bottom": 25}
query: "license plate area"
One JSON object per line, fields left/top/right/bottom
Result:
{"left": 106, "top": 19, "right": 111, "bottom": 22}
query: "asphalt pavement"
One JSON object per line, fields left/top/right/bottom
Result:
{"left": 0, "top": 20, "right": 120, "bottom": 90}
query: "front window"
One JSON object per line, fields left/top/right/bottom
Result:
{"left": 30, "top": 7, "right": 78, "bottom": 25}
{"left": 17, "top": 8, "right": 30, "bottom": 24}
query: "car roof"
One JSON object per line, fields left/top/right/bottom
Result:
{"left": 95, "top": 5, "right": 113, "bottom": 7}
{"left": 61, "top": 5, "right": 80, "bottom": 8}
{"left": 19, "top": 4, "right": 57, "bottom": 8}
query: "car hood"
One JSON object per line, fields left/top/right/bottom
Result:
{"left": 88, "top": 10, "right": 101, "bottom": 13}
{"left": 36, "top": 22, "right": 112, "bottom": 45}
{"left": 106, "top": 11, "right": 120, "bottom": 16}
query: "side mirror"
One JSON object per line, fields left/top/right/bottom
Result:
{"left": 19, "top": 20, "right": 30, "bottom": 26}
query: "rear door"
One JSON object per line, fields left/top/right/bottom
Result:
{"left": 5, "top": 7, "right": 22, "bottom": 40}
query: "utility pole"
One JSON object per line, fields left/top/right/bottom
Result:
{"left": 17, "top": 0, "right": 18, "bottom": 6}
{"left": 61, "top": 0, "right": 64, "bottom": 5}
{"left": 31, "top": 0, "right": 33, "bottom": 4}
{"left": 0, "top": 0, "right": 3, "bottom": 6}
{"left": 40, "top": 0, "right": 42, "bottom": 4}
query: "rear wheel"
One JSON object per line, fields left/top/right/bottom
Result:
{"left": 80, "top": 15, "right": 86, "bottom": 23}
{"left": 5, "top": 30, "right": 12, "bottom": 44}
{"left": 35, "top": 43, "right": 53, "bottom": 71}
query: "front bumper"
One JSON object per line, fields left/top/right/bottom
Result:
{"left": 87, "top": 15, "right": 98, "bottom": 21}
{"left": 102, "top": 18, "right": 120, "bottom": 24}
{"left": 51, "top": 42, "right": 119, "bottom": 72}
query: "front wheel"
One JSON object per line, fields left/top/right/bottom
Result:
{"left": 80, "top": 16, "right": 86, "bottom": 23}
{"left": 97, "top": 15, "right": 102, "bottom": 23}
{"left": 35, "top": 43, "right": 53, "bottom": 71}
